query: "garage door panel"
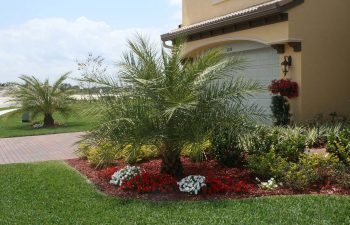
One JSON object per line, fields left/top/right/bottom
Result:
{"left": 225, "top": 45, "right": 279, "bottom": 121}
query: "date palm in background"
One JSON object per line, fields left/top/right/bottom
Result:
{"left": 8, "top": 73, "right": 74, "bottom": 127}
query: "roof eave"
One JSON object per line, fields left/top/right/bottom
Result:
{"left": 161, "top": 0, "right": 304, "bottom": 42}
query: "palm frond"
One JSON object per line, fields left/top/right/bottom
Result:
{"left": 81, "top": 35, "right": 267, "bottom": 166}
{"left": 52, "top": 72, "right": 71, "bottom": 93}
{"left": 8, "top": 73, "right": 73, "bottom": 122}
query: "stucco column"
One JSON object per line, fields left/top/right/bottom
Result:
{"left": 278, "top": 44, "right": 302, "bottom": 122}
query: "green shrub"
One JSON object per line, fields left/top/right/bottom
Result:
{"left": 311, "top": 154, "right": 339, "bottom": 183}
{"left": 246, "top": 150, "right": 288, "bottom": 179}
{"left": 247, "top": 147, "right": 339, "bottom": 190}
{"left": 271, "top": 95, "right": 291, "bottom": 126}
{"left": 242, "top": 126, "right": 306, "bottom": 163}
{"left": 87, "top": 141, "right": 118, "bottom": 168}
{"left": 212, "top": 132, "right": 244, "bottom": 167}
{"left": 282, "top": 154, "right": 339, "bottom": 190}
{"left": 181, "top": 139, "right": 212, "bottom": 162}
{"left": 272, "top": 127, "right": 306, "bottom": 162}
{"left": 333, "top": 163, "right": 350, "bottom": 189}
{"left": 78, "top": 140, "right": 159, "bottom": 167}
{"left": 336, "top": 173, "right": 350, "bottom": 189}
{"left": 209, "top": 118, "right": 257, "bottom": 167}
{"left": 327, "top": 129, "right": 350, "bottom": 166}
{"left": 75, "top": 143, "right": 91, "bottom": 159}
{"left": 117, "top": 145, "right": 159, "bottom": 164}
{"left": 282, "top": 163, "right": 314, "bottom": 190}
{"left": 239, "top": 125, "right": 276, "bottom": 155}
{"left": 76, "top": 141, "right": 118, "bottom": 167}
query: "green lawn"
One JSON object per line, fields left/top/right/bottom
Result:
{"left": 0, "top": 102, "right": 99, "bottom": 138}
{"left": 0, "top": 161, "right": 349, "bottom": 225}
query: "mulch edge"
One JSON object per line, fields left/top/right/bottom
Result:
{"left": 65, "top": 158, "right": 350, "bottom": 202}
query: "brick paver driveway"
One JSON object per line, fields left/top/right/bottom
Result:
{"left": 0, "top": 132, "right": 84, "bottom": 164}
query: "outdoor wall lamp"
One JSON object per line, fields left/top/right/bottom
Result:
{"left": 281, "top": 56, "right": 292, "bottom": 77}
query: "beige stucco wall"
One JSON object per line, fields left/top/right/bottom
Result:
{"left": 182, "top": 0, "right": 271, "bottom": 26}
{"left": 283, "top": 45, "right": 302, "bottom": 121}
{"left": 183, "top": 27, "right": 304, "bottom": 121}
{"left": 181, "top": 0, "right": 350, "bottom": 121}
{"left": 288, "top": 0, "right": 350, "bottom": 121}
{"left": 183, "top": 22, "right": 289, "bottom": 56}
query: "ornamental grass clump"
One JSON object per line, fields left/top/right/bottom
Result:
{"left": 178, "top": 175, "right": 206, "bottom": 195}
{"left": 110, "top": 166, "right": 141, "bottom": 187}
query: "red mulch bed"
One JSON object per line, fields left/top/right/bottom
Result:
{"left": 66, "top": 157, "right": 350, "bottom": 201}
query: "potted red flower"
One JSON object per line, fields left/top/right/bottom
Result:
{"left": 269, "top": 79, "right": 299, "bottom": 99}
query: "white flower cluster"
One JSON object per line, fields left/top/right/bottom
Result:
{"left": 32, "top": 123, "right": 44, "bottom": 129}
{"left": 256, "top": 178, "right": 281, "bottom": 190}
{"left": 177, "top": 175, "right": 206, "bottom": 195}
{"left": 110, "top": 166, "right": 141, "bottom": 186}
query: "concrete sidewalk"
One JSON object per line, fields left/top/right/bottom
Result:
{"left": 0, "top": 132, "right": 83, "bottom": 165}
{"left": 0, "top": 108, "right": 17, "bottom": 116}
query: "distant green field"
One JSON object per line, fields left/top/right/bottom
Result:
{"left": 0, "top": 101, "right": 100, "bottom": 138}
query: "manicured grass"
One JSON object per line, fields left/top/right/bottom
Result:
{"left": 0, "top": 161, "right": 349, "bottom": 225}
{"left": 0, "top": 102, "right": 99, "bottom": 138}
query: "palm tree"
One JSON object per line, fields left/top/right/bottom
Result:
{"left": 85, "top": 35, "right": 264, "bottom": 176}
{"left": 9, "top": 73, "right": 74, "bottom": 127}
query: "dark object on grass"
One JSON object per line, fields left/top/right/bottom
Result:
{"left": 22, "top": 112, "right": 30, "bottom": 123}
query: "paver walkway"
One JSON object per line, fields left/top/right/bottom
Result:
{"left": 0, "top": 132, "right": 84, "bottom": 164}
{"left": 0, "top": 108, "right": 17, "bottom": 116}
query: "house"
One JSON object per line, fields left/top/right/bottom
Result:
{"left": 161, "top": 0, "right": 350, "bottom": 122}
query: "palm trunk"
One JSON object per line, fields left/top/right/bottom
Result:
{"left": 43, "top": 113, "right": 55, "bottom": 127}
{"left": 160, "top": 149, "right": 183, "bottom": 177}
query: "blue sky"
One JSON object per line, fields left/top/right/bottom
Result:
{"left": 0, "top": 0, "right": 182, "bottom": 82}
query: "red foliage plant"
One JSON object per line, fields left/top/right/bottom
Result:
{"left": 269, "top": 79, "right": 299, "bottom": 99}
{"left": 98, "top": 165, "right": 253, "bottom": 195}
{"left": 98, "top": 166, "right": 118, "bottom": 180}
{"left": 202, "top": 176, "right": 252, "bottom": 195}
{"left": 120, "top": 172, "right": 177, "bottom": 194}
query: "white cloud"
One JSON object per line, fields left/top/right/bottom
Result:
{"left": 0, "top": 17, "right": 163, "bottom": 83}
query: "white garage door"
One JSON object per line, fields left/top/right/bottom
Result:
{"left": 224, "top": 41, "right": 279, "bottom": 121}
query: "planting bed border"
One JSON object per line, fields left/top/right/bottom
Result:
{"left": 66, "top": 158, "right": 350, "bottom": 201}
